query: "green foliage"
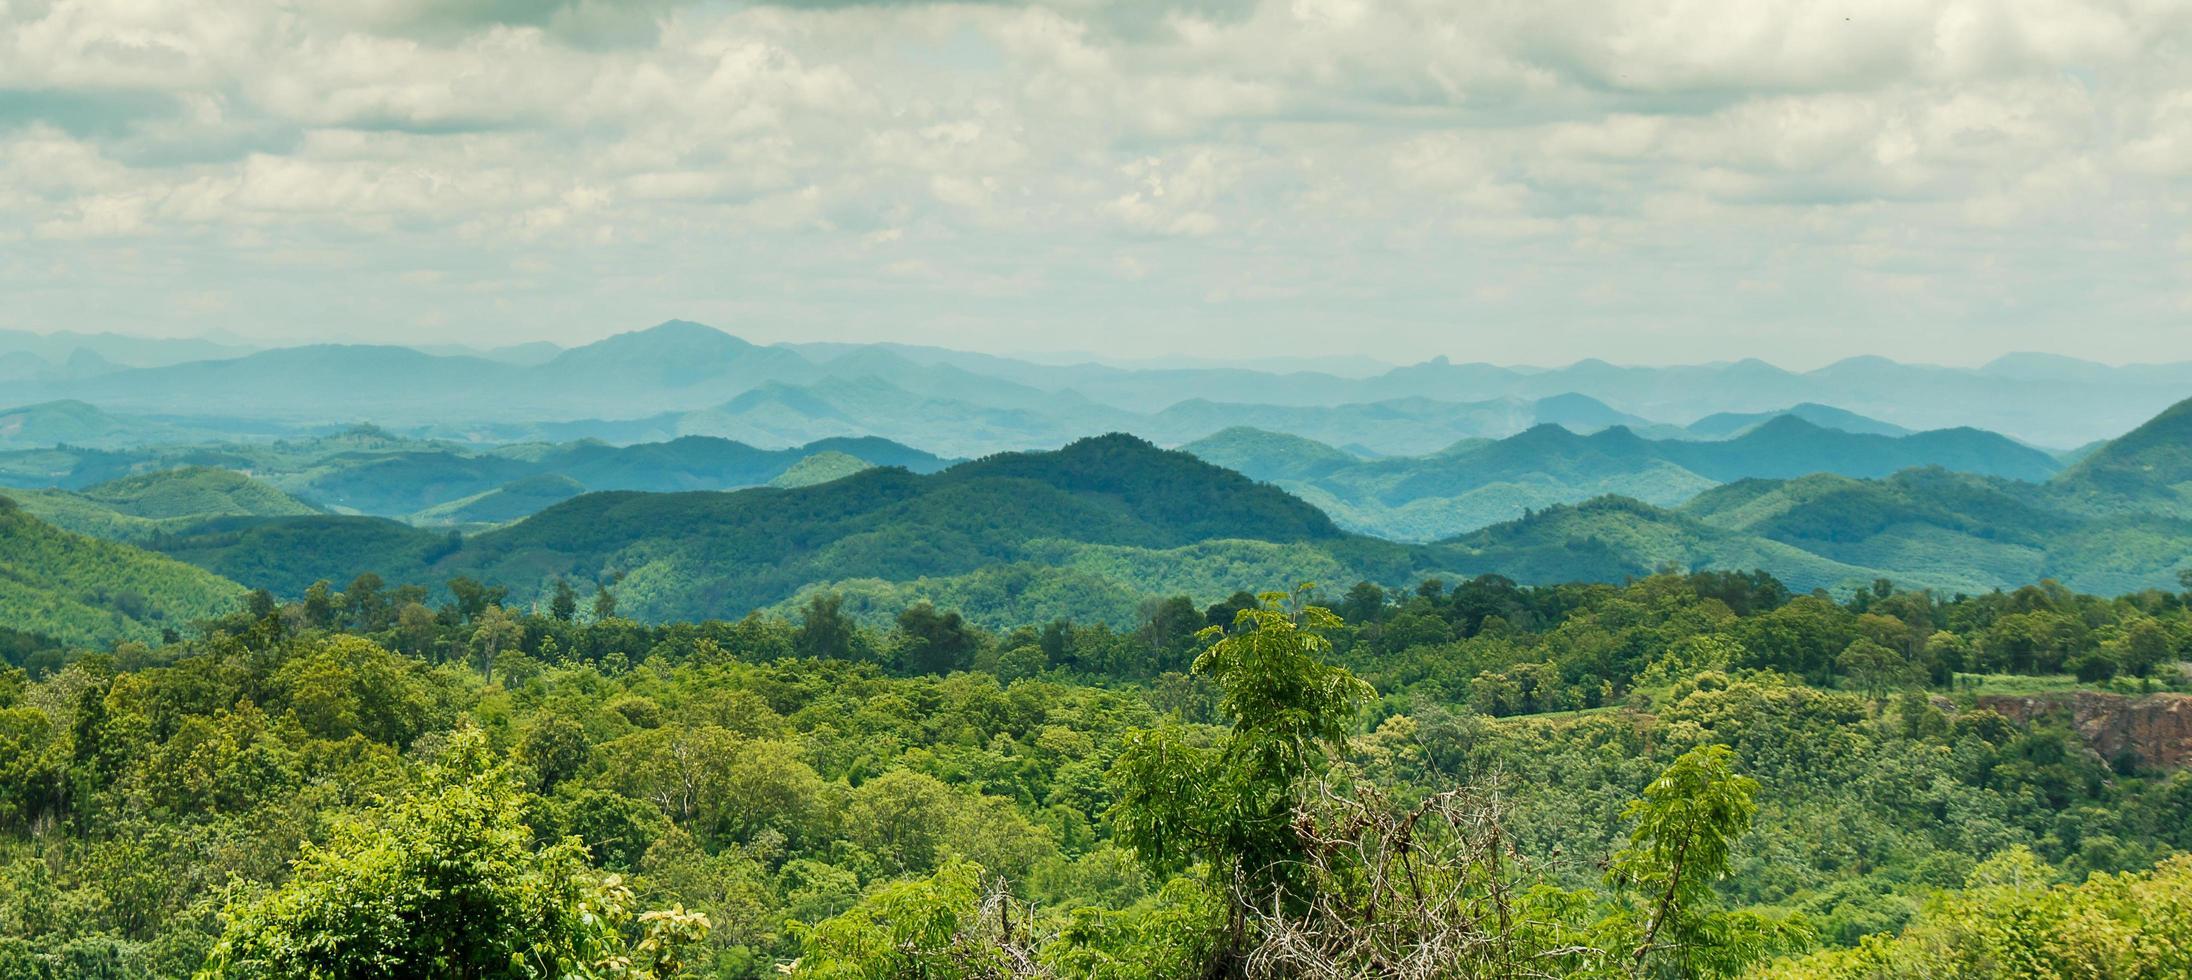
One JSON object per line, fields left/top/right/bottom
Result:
{"left": 0, "top": 501, "right": 241, "bottom": 648}
{"left": 0, "top": 567, "right": 2182, "bottom": 978}
{"left": 1602, "top": 744, "right": 1793, "bottom": 977}
{"left": 767, "top": 453, "right": 874, "bottom": 490}
{"left": 200, "top": 728, "right": 706, "bottom": 979}
{"left": 1110, "top": 594, "right": 1373, "bottom": 902}
{"left": 1761, "top": 849, "right": 2192, "bottom": 978}
{"left": 10, "top": 468, "right": 320, "bottom": 544}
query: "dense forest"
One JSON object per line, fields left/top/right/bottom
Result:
{"left": 0, "top": 564, "right": 2185, "bottom": 977}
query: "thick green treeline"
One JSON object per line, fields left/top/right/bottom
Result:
{"left": 0, "top": 570, "right": 2184, "bottom": 976}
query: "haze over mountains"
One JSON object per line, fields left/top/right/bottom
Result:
{"left": 7, "top": 320, "right": 2190, "bottom": 450}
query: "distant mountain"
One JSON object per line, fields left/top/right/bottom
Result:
{"left": 1185, "top": 417, "right": 2064, "bottom": 541}
{"left": 0, "top": 429, "right": 955, "bottom": 529}
{"left": 0, "top": 328, "right": 252, "bottom": 371}
{"left": 1662, "top": 416, "right": 2060, "bottom": 482}
{"left": 142, "top": 396, "right": 2192, "bottom": 623}
{"left": 1144, "top": 393, "right": 1663, "bottom": 455}
{"left": 0, "top": 400, "right": 179, "bottom": 448}
{"left": 1683, "top": 403, "right": 1911, "bottom": 439}
{"left": 1179, "top": 428, "right": 1366, "bottom": 482}
{"left": 19, "top": 321, "right": 2188, "bottom": 447}
{"left": 0, "top": 496, "right": 242, "bottom": 647}
{"left": 1436, "top": 496, "right": 1881, "bottom": 593}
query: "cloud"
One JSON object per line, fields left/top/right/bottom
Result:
{"left": 0, "top": 0, "right": 2186, "bottom": 366}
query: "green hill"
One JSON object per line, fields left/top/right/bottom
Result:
{"left": 1683, "top": 467, "right": 2189, "bottom": 595}
{"left": 768, "top": 451, "right": 874, "bottom": 488}
{"left": 150, "top": 515, "right": 457, "bottom": 598}
{"left": 442, "top": 433, "right": 1346, "bottom": 619}
{"left": 1177, "top": 427, "right": 1365, "bottom": 481}
{"left": 1186, "top": 417, "right": 2058, "bottom": 542}
{"left": 1683, "top": 402, "right": 1911, "bottom": 439}
{"left": 2050, "top": 395, "right": 2192, "bottom": 516}
{"left": 0, "top": 399, "right": 177, "bottom": 448}
{"left": 11, "top": 467, "right": 322, "bottom": 543}
{"left": 1436, "top": 496, "right": 1884, "bottom": 593}
{"left": 0, "top": 495, "right": 242, "bottom": 647}
{"left": 147, "top": 434, "right": 1367, "bottom": 617}
{"left": 410, "top": 474, "right": 586, "bottom": 526}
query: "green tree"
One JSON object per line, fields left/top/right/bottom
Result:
{"left": 200, "top": 728, "right": 707, "bottom": 979}
{"left": 550, "top": 577, "right": 579, "bottom": 623}
{"left": 794, "top": 593, "right": 858, "bottom": 661}
{"left": 1109, "top": 590, "right": 1373, "bottom": 962}
{"left": 1603, "top": 744, "right": 1795, "bottom": 978}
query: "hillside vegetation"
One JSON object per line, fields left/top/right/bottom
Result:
{"left": 9, "top": 467, "right": 321, "bottom": 542}
{"left": 0, "top": 566, "right": 2185, "bottom": 977}
{"left": 0, "top": 496, "right": 241, "bottom": 646}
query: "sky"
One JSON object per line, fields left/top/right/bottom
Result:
{"left": 2, "top": 0, "right": 2188, "bottom": 368}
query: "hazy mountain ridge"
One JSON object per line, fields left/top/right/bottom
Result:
{"left": 12, "top": 320, "right": 2189, "bottom": 448}
{"left": 0, "top": 428, "right": 957, "bottom": 525}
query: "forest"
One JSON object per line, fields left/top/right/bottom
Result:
{"left": 0, "top": 565, "right": 2185, "bottom": 978}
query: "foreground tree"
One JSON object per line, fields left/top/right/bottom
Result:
{"left": 1601, "top": 743, "right": 1802, "bottom": 978}
{"left": 200, "top": 728, "right": 706, "bottom": 979}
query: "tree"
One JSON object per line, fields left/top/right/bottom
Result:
{"left": 200, "top": 728, "right": 707, "bottom": 979}
{"left": 301, "top": 580, "right": 337, "bottom": 630}
{"left": 1109, "top": 590, "right": 1374, "bottom": 963}
{"left": 592, "top": 585, "right": 619, "bottom": 622}
{"left": 893, "top": 602, "right": 980, "bottom": 675}
{"left": 1604, "top": 744, "right": 1794, "bottom": 978}
{"left": 471, "top": 605, "right": 526, "bottom": 681}
{"left": 795, "top": 593, "right": 858, "bottom": 661}
{"left": 550, "top": 577, "right": 579, "bottom": 623}
{"left": 448, "top": 576, "right": 506, "bottom": 624}
{"left": 1338, "top": 581, "right": 1386, "bottom": 625}
{"left": 791, "top": 858, "right": 1030, "bottom": 979}
{"left": 343, "top": 572, "right": 389, "bottom": 631}
{"left": 1835, "top": 637, "right": 1914, "bottom": 699}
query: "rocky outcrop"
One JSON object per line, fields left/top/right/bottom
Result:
{"left": 1977, "top": 692, "right": 2192, "bottom": 770}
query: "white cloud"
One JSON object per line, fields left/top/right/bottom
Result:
{"left": 0, "top": 0, "right": 2187, "bottom": 364}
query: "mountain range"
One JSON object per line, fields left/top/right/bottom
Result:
{"left": 1183, "top": 416, "right": 2063, "bottom": 540}
{"left": 4, "top": 389, "right": 2191, "bottom": 645}
{"left": 0, "top": 426, "right": 954, "bottom": 525}
{"left": 8, "top": 320, "right": 2189, "bottom": 449}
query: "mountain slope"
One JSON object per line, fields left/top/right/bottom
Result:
{"left": 0, "top": 496, "right": 242, "bottom": 647}
{"left": 769, "top": 451, "right": 874, "bottom": 488}
{"left": 1178, "top": 428, "right": 1366, "bottom": 482}
{"left": 2050, "top": 395, "right": 2192, "bottom": 516}
{"left": 11, "top": 467, "right": 322, "bottom": 542}
{"left": 1683, "top": 468, "right": 2187, "bottom": 596}
{"left": 410, "top": 475, "right": 587, "bottom": 526}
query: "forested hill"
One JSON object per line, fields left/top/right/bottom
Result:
{"left": 151, "top": 434, "right": 1370, "bottom": 622}
{"left": 0, "top": 496, "right": 242, "bottom": 647}
{"left": 9, "top": 467, "right": 322, "bottom": 542}
{"left": 451, "top": 433, "right": 1345, "bottom": 617}
{"left": 2052, "top": 394, "right": 2192, "bottom": 516}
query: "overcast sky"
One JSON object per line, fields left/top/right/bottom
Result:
{"left": 2, "top": 0, "right": 2187, "bottom": 366}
